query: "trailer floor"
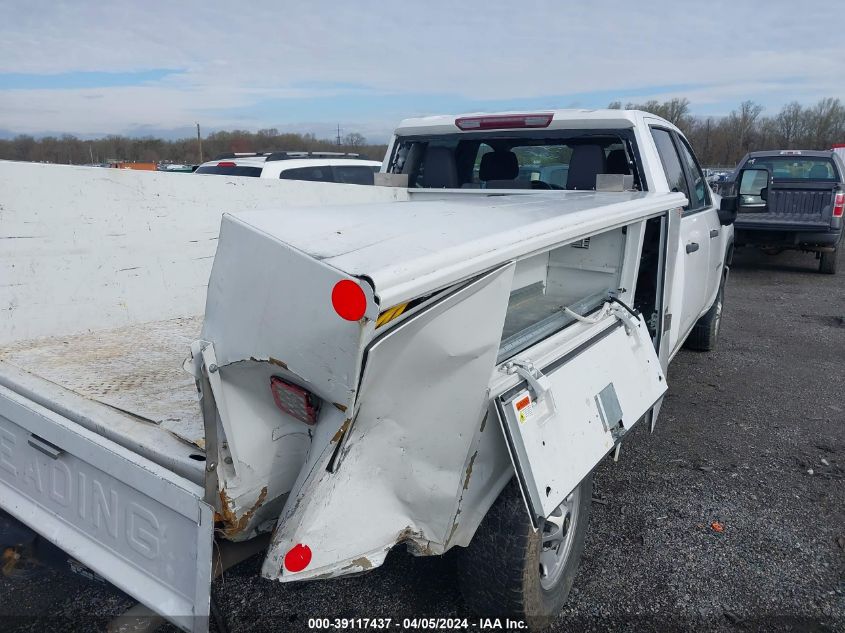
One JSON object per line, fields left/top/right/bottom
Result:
{"left": 0, "top": 316, "right": 204, "bottom": 447}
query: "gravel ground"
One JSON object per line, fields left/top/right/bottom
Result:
{"left": 2, "top": 247, "right": 843, "bottom": 633}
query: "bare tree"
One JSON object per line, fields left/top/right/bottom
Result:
{"left": 775, "top": 102, "right": 804, "bottom": 147}
{"left": 343, "top": 132, "right": 366, "bottom": 147}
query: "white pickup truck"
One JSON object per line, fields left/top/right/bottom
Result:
{"left": 0, "top": 109, "right": 735, "bottom": 631}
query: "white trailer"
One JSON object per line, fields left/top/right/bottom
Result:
{"left": 0, "top": 109, "right": 738, "bottom": 631}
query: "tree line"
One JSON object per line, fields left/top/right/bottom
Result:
{"left": 1, "top": 97, "right": 844, "bottom": 168}
{"left": 609, "top": 97, "right": 845, "bottom": 166}
{"left": 0, "top": 128, "right": 387, "bottom": 166}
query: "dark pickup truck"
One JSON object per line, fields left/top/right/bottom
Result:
{"left": 729, "top": 150, "right": 844, "bottom": 273}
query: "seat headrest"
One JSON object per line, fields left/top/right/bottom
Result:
{"left": 479, "top": 151, "right": 519, "bottom": 181}
{"left": 421, "top": 146, "right": 458, "bottom": 188}
{"left": 566, "top": 145, "right": 606, "bottom": 190}
{"left": 808, "top": 164, "right": 829, "bottom": 179}
{"left": 606, "top": 149, "right": 630, "bottom": 175}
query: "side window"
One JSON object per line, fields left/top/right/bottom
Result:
{"left": 332, "top": 165, "right": 376, "bottom": 185}
{"left": 650, "top": 128, "right": 690, "bottom": 209}
{"left": 279, "top": 166, "right": 332, "bottom": 182}
{"left": 676, "top": 137, "right": 710, "bottom": 210}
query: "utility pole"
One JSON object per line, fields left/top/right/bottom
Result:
{"left": 196, "top": 123, "right": 203, "bottom": 163}
{"left": 89, "top": 143, "right": 94, "bottom": 165}
{"left": 336, "top": 124, "right": 342, "bottom": 146}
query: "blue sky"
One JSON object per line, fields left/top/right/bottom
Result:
{"left": 1, "top": 1, "right": 843, "bottom": 142}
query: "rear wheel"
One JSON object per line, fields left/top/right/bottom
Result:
{"left": 684, "top": 275, "right": 725, "bottom": 352}
{"left": 819, "top": 247, "right": 838, "bottom": 274}
{"left": 457, "top": 476, "right": 592, "bottom": 630}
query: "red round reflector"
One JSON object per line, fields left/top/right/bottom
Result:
{"left": 331, "top": 280, "right": 367, "bottom": 321}
{"left": 284, "top": 543, "right": 312, "bottom": 572}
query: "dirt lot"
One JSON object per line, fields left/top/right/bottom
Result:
{"left": 2, "top": 247, "right": 843, "bottom": 633}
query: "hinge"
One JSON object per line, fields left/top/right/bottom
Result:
{"left": 610, "top": 302, "right": 641, "bottom": 335}
{"left": 502, "top": 359, "right": 551, "bottom": 400}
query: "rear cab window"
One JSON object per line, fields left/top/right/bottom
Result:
{"left": 745, "top": 156, "right": 840, "bottom": 181}
{"left": 388, "top": 130, "right": 643, "bottom": 191}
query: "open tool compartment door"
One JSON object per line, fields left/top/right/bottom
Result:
{"left": 493, "top": 216, "right": 669, "bottom": 527}
{"left": 496, "top": 314, "right": 666, "bottom": 526}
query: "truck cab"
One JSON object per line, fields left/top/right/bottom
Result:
{"left": 383, "top": 109, "right": 734, "bottom": 354}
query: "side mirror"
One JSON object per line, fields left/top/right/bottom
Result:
{"left": 717, "top": 167, "right": 771, "bottom": 225}
{"left": 718, "top": 196, "right": 737, "bottom": 226}
{"left": 737, "top": 167, "right": 771, "bottom": 212}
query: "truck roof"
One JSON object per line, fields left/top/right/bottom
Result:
{"left": 227, "top": 190, "right": 686, "bottom": 306}
{"left": 743, "top": 149, "right": 835, "bottom": 159}
{"left": 393, "top": 108, "right": 678, "bottom": 137}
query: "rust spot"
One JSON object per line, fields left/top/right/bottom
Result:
{"left": 395, "top": 526, "right": 434, "bottom": 555}
{"left": 251, "top": 356, "right": 290, "bottom": 370}
{"left": 333, "top": 402, "right": 348, "bottom": 413}
{"left": 479, "top": 411, "right": 488, "bottom": 433}
{"left": 331, "top": 418, "right": 352, "bottom": 444}
{"left": 350, "top": 556, "right": 372, "bottom": 570}
{"left": 269, "top": 357, "right": 289, "bottom": 370}
{"left": 217, "top": 486, "right": 268, "bottom": 538}
{"left": 463, "top": 451, "right": 478, "bottom": 490}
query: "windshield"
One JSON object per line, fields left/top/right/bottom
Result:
{"left": 389, "top": 130, "right": 641, "bottom": 190}
{"left": 745, "top": 156, "right": 839, "bottom": 181}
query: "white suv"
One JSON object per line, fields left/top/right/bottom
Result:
{"left": 195, "top": 151, "right": 382, "bottom": 185}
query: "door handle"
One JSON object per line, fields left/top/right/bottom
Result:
{"left": 28, "top": 434, "right": 63, "bottom": 459}
{"left": 709, "top": 229, "right": 719, "bottom": 238}
{"left": 686, "top": 242, "right": 700, "bottom": 254}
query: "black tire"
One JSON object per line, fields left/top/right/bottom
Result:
{"left": 456, "top": 475, "right": 592, "bottom": 630}
{"left": 819, "top": 247, "right": 838, "bottom": 274}
{"left": 684, "top": 275, "right": 725, "bottom": 352}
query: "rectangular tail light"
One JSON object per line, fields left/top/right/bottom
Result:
{"left": 833, "top": 192, "right": 844, "bottom": 218}
{"left": 270, "top": 376, "right": 320, "bottom": 425}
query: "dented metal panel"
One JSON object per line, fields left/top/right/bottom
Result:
{"left": 201, "top": 214, "right": 378, "bottom": 407}
{"left": 261, "top": 263, "right": 514, "bottom": 581}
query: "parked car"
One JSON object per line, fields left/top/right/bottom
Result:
{"left": 0, "top": 110, "right": 735, "bottom": 632}
{"left": 194, "top": 151, "right": 381, "bottom": 185}
{"left": 729, "top": 150, "right": 844, "bottom": 273}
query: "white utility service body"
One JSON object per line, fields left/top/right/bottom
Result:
{"left": 197, "top": 191, "right": 682, "bottom": 585}
{"left": 0, "top": 109, "right": 733, "bottom": 632}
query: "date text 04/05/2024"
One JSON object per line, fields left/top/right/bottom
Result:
{"left": 307, "top": 617, "right": 528, "bottom": 630}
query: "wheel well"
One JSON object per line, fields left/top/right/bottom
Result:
{"left": 725, "top": 240, "right": 735, "bottom": 267}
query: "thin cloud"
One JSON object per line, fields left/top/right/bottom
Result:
{"left": 0, "top": 0, "right": 842, "bottom": 136}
